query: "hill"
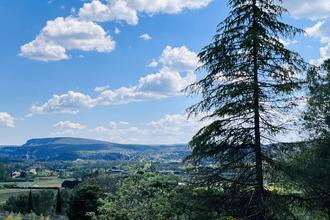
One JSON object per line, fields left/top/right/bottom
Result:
{"left": 0, "top": 137, "right": 189, "bottom": 161}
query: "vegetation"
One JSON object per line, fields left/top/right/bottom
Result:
{"left": 0, "top": 162, "right": 9, "bottom": 181}
{"left": 67, "top": 185, "right": 102, "bottom": 220}
{"left": 0, "top": 1, "right": 329, "bottom": 220}
{"left": 184, "top": 0, "right": 305, "bottom": 218}
{"left": 281, "top": 58, "right": 330, "bottom": 218}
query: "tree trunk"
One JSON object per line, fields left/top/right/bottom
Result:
{"left": 252, "top": 0, "right": 264, "bottom": 219}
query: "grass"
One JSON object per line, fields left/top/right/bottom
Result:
{"left": 0, "top": 177, "right": 74, "bottom": 205}
{"left": 0, "top": 189, "right": 30, "bottom": 204}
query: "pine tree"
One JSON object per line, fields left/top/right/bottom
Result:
{"left": 184, "top": 0, "right": 305, "bottom": 218}
{"left": 27, "top": 190, "right": 33, "bottom": 214}
{"left": 55, "top": 189, "right": 62, "bottom": 215}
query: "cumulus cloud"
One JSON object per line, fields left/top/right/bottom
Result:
{"left": 31, "top": 46, "right": 198, "bottom": 114}
{"left": 89, "top": 113, "right": 211, "bottom": 144}
{"left": 79, "top": 0, "right": 213, "bottom": 25}
{"left": 89, "top": 124, "right": 148, "bottom": 143}
{"left": 0, "top": 112, "right": 15, "bottom": 128}
{"left": 306, "top": 20, "right": 330, "bottom": 63}
{"left": 20, "top": 0, "right": 211, "bottom": 62}
{"left": 31, "top": 91, "right": 96, "bottom": 114}
{"left": 95, "top": 85, "right": 110, "bottom": 92}
{"left": 140, "top": 34, "right": 152, "bottom": 40}
{"left": 146, "top": 59, "right": 158, "bottom": 67}
{"left": 159, "top": 46, "right": 199, "bottom": 72}
{"left": 283, "top": 0, "right": 330, "bottom": 20}
{"left": 281, "top": 0, "right": 330, "bottom": 64}
{"left": 19, "top": 17, "right": 116, "bottom": 62}
{"left": 53, "top": 120, "right": 86, "bottom": 130}
{"left": 114, "top": 27, "right": 121, "bottom": 34}
{"left": 50, "top": 129, "right": 76, "bottom": 137}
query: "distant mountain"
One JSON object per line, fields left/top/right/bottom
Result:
{"left": 0, "top": 137, "right": 189, "bottom": 161}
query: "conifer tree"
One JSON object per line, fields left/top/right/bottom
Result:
{"left": 55, "top": 189, "right": 62, "bottom": 215}
{"left": 184, "top": 0, "right": 305, "bottom": 218}
{"left": 27, "top": 190, "right": 33, "bottom": 214}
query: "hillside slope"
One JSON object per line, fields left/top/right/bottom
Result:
{"left": 0, "top": 137, "right": 189, "bottom": 161}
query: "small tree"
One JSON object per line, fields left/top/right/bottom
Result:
{"left": 27, "top": 190, "right": 33, "bottom": 214}
{"left": 0, "top": 162, "right": 9, "bottom": 181}
{"left": 55, "top": 189, "right": 62, "bottom": 215}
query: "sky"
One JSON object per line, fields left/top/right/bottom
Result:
{"left": 0, "top": 0, "right": 329, "bottom": 146}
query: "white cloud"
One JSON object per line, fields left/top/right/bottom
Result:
{"left": 31, "top": 91, "right": 96, "bottom": 114}
{"left": 146, "top": 59, "right": 158, "bottom": 67}
{"left": 95, "top": 85, "right": 110, "bottom": 92}
{"left": 119, "top": 121, "right": 130, "bottom": 125}
{"left": 306, "top": 20, "right": 330, "bottom": 63}
{"left": 135, "top": 69, "right": 196, "bottom": 94}
{"left": 19, "top": 17, "right": 116, "bottom": 62}
{"left": 278, "top": 38, "right": 298, "bottom": 46}
{"left": 79, "top": 0, "right": 213, "bottom": 25}
{"left": 21, "top": 0, "right": 211, "bottom": 62}
{"left": 140, "top": 33, "right": 152, "bottom": 40}
{"left": 89, "top": 113, "right": 212, "bottom": 144}
{"left": 282, "top": 0, "right": 330, "bottom": 64}
{"left": 0, "top": 112, "right": 15, "bottom": 128}
{"left": 159, "top": 46, "right": 198, "bottom": 72}
{"left": 31, "top": 46, "right": 197, "bottom": 114}
{"left": 53, "top": 120, "right": 86, "bottom": 130}
{"left": 89, "top": 124, "right": 148, "bottom": 143}
{"left": 50, "top": 129, "right": 76, "bottom": 137}
{"left": 109, "top": 121, "right": 117, "bottom": 129}
{"left": 306, "top": 21, "right": 330, "bottom": 43}
{"left": 79, "top": 0, "right": 139, "bottom": 25}
{"left": 283, "top": 0, "right": 330, "bottom": 20}
{"left": 114, "top": 27, "right": 121, "bottom": 34}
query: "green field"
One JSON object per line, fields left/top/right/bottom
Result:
{"left": 0, "top": 177, "right": 71, "bottom": 205}
{"left": 0, "top": 188, "right": 31, "bottom": 205}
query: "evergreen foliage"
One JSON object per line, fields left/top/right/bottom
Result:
{"left": 87, "top": 171, "right": 184, "bottom": 220}
{"left": 0, "top": 162, "right": 9, "bottom": 181}
{"left": 67, "top": 185, "right": 102, "bottom": 220}
{"left": 184, "top": 0, "right": 305, "bottom": 218}
{"left": 3, "top": 189, "right": 65, "bottom": 216}
{"left": 55, "top": 189, "right": 62, "bottom": 215}
{"left": 27, "top": 191, "right": 33, "bottom": 214}
{"left": 282, "top": 59, "right": 330, "bottom": 218}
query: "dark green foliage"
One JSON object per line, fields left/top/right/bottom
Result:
{"left": 282, "top": 59, "right": 330, "bottom": 218}
{"left": 4, "top": 193, "right": 29, "bottom": 214}
{"left": 88, "top": 172, "right": 184, "bottom": 220}
{"left": 80, "top": 174, "right": 120, "bottom": 194}
{"left": 56, "top": 189, "right": 62, "bottom": 215}
{"left": 0, "top": 162, "right": 9, "bottom": 181}
{"left": 67, "top": 185, "right": 102, "bottom": 220}
{"left": 27, "top": 190, "right": 33, "bottom": 214}
{"left": 304, "top": 59, "right": 330, "bottom": 139}
{"left": 4, "top": 190, "right": 58, "bottom": 216}
{"left": 184, "top": 0, "right": 305, "bottom": 218}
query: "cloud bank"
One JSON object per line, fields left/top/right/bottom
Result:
{"left": 89, "top": 113, "right": 211, "bottom": 144}
{"left": 79, "top": 0, "right": 213, "bottom": 25}
{"left": 30, "top": 46, "right": 198, "bottom": 114}
{"left": 20, "top": 0, "right": 212, "bottom": 62}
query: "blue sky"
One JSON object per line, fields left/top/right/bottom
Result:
{"left": 0, "top": 0, "right": 329, "bottom": 145}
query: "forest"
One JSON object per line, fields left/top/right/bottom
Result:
{"left": 0, "top": 0, "right": 329, "bottom": 219}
